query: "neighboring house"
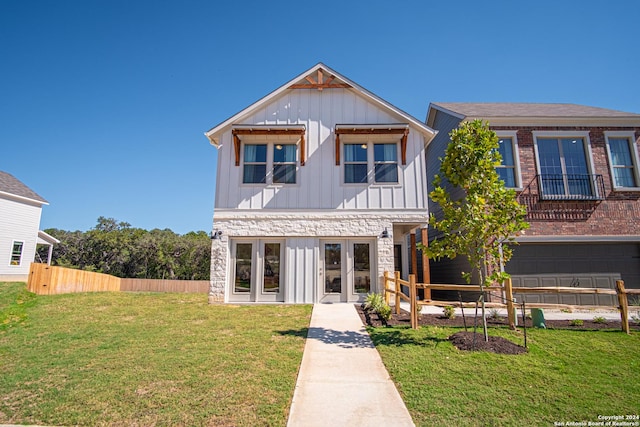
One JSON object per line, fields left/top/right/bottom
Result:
{"left": 205, "top": 63, "right": 436, "bottom": 303}
{"left": 0, "top": 171, "right": 58, "bottom": 282}
{"left": 426, "top": 103, "right": 640, "bottom": 305}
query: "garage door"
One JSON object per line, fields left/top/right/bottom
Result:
{"left": 507, "top": 243, "right": 640, "bottom": 306}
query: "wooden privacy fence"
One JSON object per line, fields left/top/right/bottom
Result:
{"left": 120, "top": 278, "right": 209, "bottom": 293}
{"left": 28, "top": 263, "right": 209, "bottom": 295}
{"left": 28, "top": 263, "right": 120, "bottom": 295}
{"left": 383, "top": 271, "right": 640, "bottom": 334}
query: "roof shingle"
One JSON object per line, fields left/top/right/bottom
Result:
{"left": 0, "top": 171, "right": 48, "bottom": 204}
{"left": 431, "top": 102, "right": 640, "bottom": 119}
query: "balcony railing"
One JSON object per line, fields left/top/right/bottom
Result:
{"left": 536, "top": 174, "right": 605, "bottom": 201}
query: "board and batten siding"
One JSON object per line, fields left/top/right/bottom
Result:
{"left": 214, "top": 88, "right": 428, "bottom": 212}
{"left": 426, "top": 109, "right": 464, "bottom": 240}
{"left": 0, "top": 195, "right": 42, "bottom": 278}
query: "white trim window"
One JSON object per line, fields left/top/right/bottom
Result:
{"left": 495, "top": 132, "right": 521, "bottom": 188}
{"left": 242, "top": 143, "right": 297, "bottom": 185}
{"left": 533, "top": 131, "right": 599, "bottom": 199}
{"left": 344, "top": 143, "right": 368, "bottom": 184}
{"left": 605, "top": 131, "right": 640, "bottom": 190}
{"left": 344, "top": 142, "right": 399, "bottom": 184}
{"left": 10, "top": 241, "right": 24, "bottom": 266}
{"left": 373, "top": 143, "right": 398, "bottom": 183}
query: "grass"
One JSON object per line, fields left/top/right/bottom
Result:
{"left": 0, "top": 282, "right": 312, "bottom": 426}
{"left": 368, "top": 325, "right": 640, "bottom": 427}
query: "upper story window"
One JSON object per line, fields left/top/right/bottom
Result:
{"left": 533, "top": 132, "right": 603, "bottom": 200}
{"left": 605, "top": 131, "right": 640, "bottom": 189}
{"left": 374, "top": 143, "right": 398, "bottom": 183}
{"left": 335, "top": 123, "right": 409, "bottom": 185}
{"left": 242, "top": 143, "right": 297, "bottom": 185}
{"left": 343, "top": 142, "right": 399, "bottom": 184}
{"left": 273, "top": 144, "right": 297, "bottom": 184}
{"left": 243, "top": 144, "right": 267, "bottom": 184}
{"left": 344, "top": 144, "right": 368, "bottom": 183}
{"left": 495, "top": 133, "right": 520, "bottom": 188}
{"left": 10, "top": 241, "right": 24, "bottom": 266}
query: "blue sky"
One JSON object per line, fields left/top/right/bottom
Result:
{"left": 3, "top": 0, "right": 639, "bottom": 234}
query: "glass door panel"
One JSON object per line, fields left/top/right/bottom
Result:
{"left": 263, "top": 243, "right": 280, "bottom": 293}
{"left": 324, "top": 243, "right": 342, "bottom": 294}
{"left": 353, "top": 243, "right": 371, "bottom": 294}
{"left": 234, "top": 243, "right": 253, "bottom": 294}
{"left": 561, "top": 138, "right": 590, "bottom": 196}
{"left": 537, "top": 138, "right": 565, "bottom": 196}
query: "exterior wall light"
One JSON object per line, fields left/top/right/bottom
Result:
{"left": 211, "top": 230, "right": 223, "bottom": 240}
{"left": 380, "top": 227, "right": 391, "bottom": 239}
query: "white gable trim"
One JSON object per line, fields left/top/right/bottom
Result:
{"left": 205, "top": 63, "right": 436, "bottom": 146}
{"left": 0, "top": 190, "right": 49, "bottom": 206}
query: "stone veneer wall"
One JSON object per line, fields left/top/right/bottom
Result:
{"left": 208, "top": 212, "right": 424, "bottom": 303}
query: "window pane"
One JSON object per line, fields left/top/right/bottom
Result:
{"left": 10, "top": 242, "right": 23, "bottom": 266}
{"left": 497, "top": 168, "right": 516, "bottom": 188}
{"left": 614, "top": 167, "right": 636, "bottom": 187}
{"left": 561, "top": 138, "right": 588, "bottom": 175}
{"left": 609, "top": 138, "right": 633, "bottom": 166}
{"left": 354, "top": 243, "right": 370, "bottom": 294}
{"left": 274, "top": 144, "right": 296, "bottom": 163}
{"left": 497, "top": 138, "right": 514, "bottom": 166}
{"left": 375, "top": 163, "right": 398, "bottom": 183}
{"left": 345, "top": 164, "right": 368, "bottom": 183}
{"left": 244, "top": 144, "right": 267, "bottom": 162}
{"left": 374, "top": 144, "right": 397, "bottom": 161}
{"left": 243, "top": 165, "right": 266, "bottom": 183}
{"left": 537, "top": 138, "right": 565, "bottom": 195}
{"left": 325, "top": 243, "right": 341, "bottom": 294}
{"left": 344, "top": 144, "right": 367, "bottom": 162}
{"left": 235, "top": 244, "right": 252, "bottom": 293}
{"left": 263, "top": 243, "right": 280, "bottom": 293}
{"left": 273, "top": 164, "right": 296, "bottom": 184}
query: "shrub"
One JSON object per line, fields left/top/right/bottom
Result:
{"left": 364, "top": 293, "right": 392, "bottom": 325}
{"left": 488, "top": 309, "right": 501, "bottom": 320}
{"left": 569, "top": 319, "right": 584, "bottom": 327}
{"left": 443, "top": 305, "right": 455, "bottom": 319}
{"left": 364, "top": 293, "right": 384, "bottom": 313}
{"left": 378, "top": 304, "right": 392, "bottom": 322}
{"left": 592, "top": 316, "right": 607, "bottom": 324}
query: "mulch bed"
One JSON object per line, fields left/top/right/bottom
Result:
{"left": 356, "top": 304, "right": 639, "bottom": 355}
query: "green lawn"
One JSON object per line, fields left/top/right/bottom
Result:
{"left": 0, "top": 282, "right": 311, "bottom": 426}
{"left": 368, "top": 324, "right": 640, "bottom": 427}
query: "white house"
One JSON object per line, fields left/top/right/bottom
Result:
{"left": 0, "top": 171, "right": 58, "bottom": 282}
{"left": 205, "top": 63, "right": 436, "bottom": 304}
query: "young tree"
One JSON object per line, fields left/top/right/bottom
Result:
{"left": 424, "top": 120, "right": 529, "bottom": 341}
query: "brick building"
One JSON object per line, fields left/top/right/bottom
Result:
{"left": 426, "top": 103, "right": 640, "bottom": 305}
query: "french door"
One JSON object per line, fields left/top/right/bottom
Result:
{"left": 231, "top": 239, "right": 284, "bottom": 302}
{"left": 320, "top": 239, "right": 374, "bottom": 303}
{"left": 537, "top": 137, "right": 592, "bottom": 198}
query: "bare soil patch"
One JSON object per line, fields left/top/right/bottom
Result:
{"left": 356, "top": 304, "right": 639, "bottom": 354}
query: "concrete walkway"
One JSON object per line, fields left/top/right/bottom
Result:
{"left": 287, "top": 303, "right": 414, "bottom": 427}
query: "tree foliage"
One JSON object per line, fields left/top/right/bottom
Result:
{"left": 42, "top": 217, "right": 211, "bottom": 280}
{"left": 422, "top": 120, "right": 529, "bottom": 338}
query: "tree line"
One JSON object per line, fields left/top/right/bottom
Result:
{"left": 41, "top": 217, "right": 211, "bottom": 280}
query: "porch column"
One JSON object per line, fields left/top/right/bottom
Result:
{"left": 47, "top": 244, "right": 54, "bottom": 265}
{"left": 410, "top": 232, "right": 417, "bottom": 277}
{"left": 421, "top": 227, "right": 431, "bottom": 300}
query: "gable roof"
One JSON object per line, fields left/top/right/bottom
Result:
{"left": 205, "top": 63, "right": 437, "bottom": 145}
{"left": 0, "top": 171, "right": 48, "bottom": 205}
{"left": 427, "top": 102, "right": 640, "bottom": 127}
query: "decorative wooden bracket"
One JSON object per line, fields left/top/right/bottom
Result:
{"left": 289, "top": 68, "right": 352, "bottom": 91}
{"left": 231, "top": 127, "right": 306, "bottom": 166}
